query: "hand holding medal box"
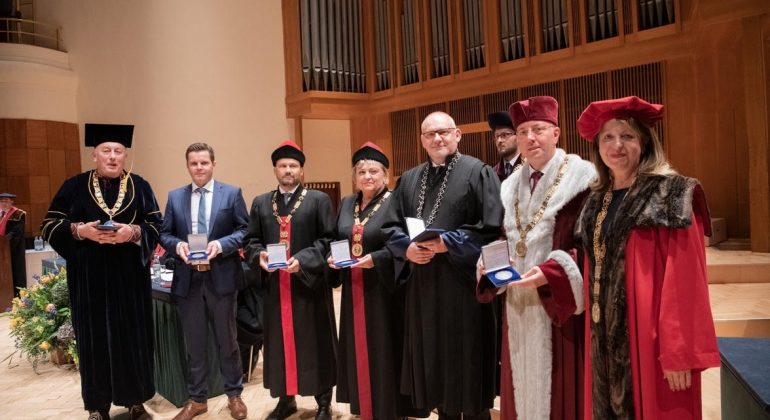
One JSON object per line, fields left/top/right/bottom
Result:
{"left": 331, "top": 239, "right": 358, "bottom": 268}
{"left": 187, "top": 233, "right": 209, "bottom": 266}
{"left": 482, "top": 240, "right": 521, "bottom": 286}
{"left": 405, "top": 217, "right": 445, "bottom": 243}
{"left": 267, "top": 243, "right": 289, "bottom": 269}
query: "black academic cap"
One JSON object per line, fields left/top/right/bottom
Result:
{"left": 84, "top": 124, "right": 134, "bottom": 148}
{"left": 352, "top": 142, "right": 389, "bottom": 169}
{"left": 487, "top": 112, "right": 514, "bottom": 131}
{"left": 271, "top": 140, "right": 306, "bottom": 166}
{"left": 0, "top": 192, "right": 16, "bottom": 199}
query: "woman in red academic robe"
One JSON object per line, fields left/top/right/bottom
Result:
{"left": 575, "top": 96, "right": 720, "bottom": 419}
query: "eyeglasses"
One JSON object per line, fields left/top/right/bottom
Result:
{"left": 493, "top": 131, "right": 516, "bottom": 141}
{"left": 421, "top": 127, "right": 457, "bottom": 139}
{"left": 516, "top": 125, "right": 555, "bottom": 137}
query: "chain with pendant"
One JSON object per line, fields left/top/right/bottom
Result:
{"left": 416, "top": 152, "right": 461, "bottom": 227}
{"left": 590, "top": 189, "right": 613, "bottom": 324}
{"left": 272, "top": 189, "right": 308, "bottom": 246}
{"left": 512, "top": 156, "right": 570, "bottom": 258}
{"left": 350, "top": 191, "right": 391, "bottom": 257}
{"left": 90, "top": 170, "right": 129, "bottom": 219}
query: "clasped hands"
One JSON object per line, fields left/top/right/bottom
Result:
{"left": 176, "top": 241, "right": 222, "bottom": 263}
{"left": 76, "top": 221, "right": 134, "bottom": 245}
{"left": 405, "top": 236, "right": 447, "bottom": 265}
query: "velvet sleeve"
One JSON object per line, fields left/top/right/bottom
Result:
{"left": 135, "top": 177, "right": 163, "bottom": 265}
{"left": 381, "top": 176, "right": 412, "bottom": 283}
{"left": 41, "top": 177, "right": 79, "bottom": 261}
{"left": 657, "top": 210, "right": 720, "bottom": 371}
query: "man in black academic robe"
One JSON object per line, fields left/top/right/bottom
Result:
{"left": 41, "top": 124, "right": 161, "bottom": 420}
{"left": 243, "top": 140, "right": 336, "bottom": 420}
{"left": 488, "top": 111, "right": 523, "bottom": 182}
{"left": 0, "top": 192, "right": 27, "bottom": 296}
{"left": 383, "top": 112, "right": 503, "bottom": 419}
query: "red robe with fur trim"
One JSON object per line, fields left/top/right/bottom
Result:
{"left": 581, "top": 188, "right": 719, "bottom": 419}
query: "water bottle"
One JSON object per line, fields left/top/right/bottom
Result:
{"left": 34, "top": 236, "right": 44, "bottom": 251}
{"left": 152, "top": 255, "right": 162, "bottom": 278}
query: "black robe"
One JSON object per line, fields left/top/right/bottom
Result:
{"left": 1, "top": 207, "right": 26, "bottom": 295}
{"left": 383, "top": 154, "right": 503, "bottom": 415}
{"left": 243, "top": 186, "right": 337, "bottom": 398}
{"left": 331, "top": 190, "right": 429, "bottom": 418}
{"left": 41, "top": 170, "right": 161, "bottom": 410}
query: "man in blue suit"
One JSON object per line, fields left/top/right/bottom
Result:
{"left": 160, "top": 143, "right": 250, "bottom": 420}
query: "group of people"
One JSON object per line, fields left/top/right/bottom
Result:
{"left": 39, "top": 94, "right": 719, "bottom": 420}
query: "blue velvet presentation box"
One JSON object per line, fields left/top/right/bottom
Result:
{"left": 482, "top": 240, "right": 521, "bottom": 287}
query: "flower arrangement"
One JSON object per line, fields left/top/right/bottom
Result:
{"left": 6, "top": 267, "right": 78, "bottom": 371}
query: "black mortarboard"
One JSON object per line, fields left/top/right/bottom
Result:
{"left": 352, "top": 142, "right": 389, "bottom": 169}
{"left": 487, "top": 111, "right": 514, "bottom": 131}
{"left": 0, "top": 192, "right": 16, "bottom": 199}
{"left": 84, "top": 123, "right": 134, "bottom": 148}
{"left": 271, "top": 140, "right": 306, "bottom": 166}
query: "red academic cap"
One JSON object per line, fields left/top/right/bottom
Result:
{"left": 508, "top": 96, "right": 559, "bottom": 128}
{"left": 271, "top": 140, "right": 305, "bottom": 166}
{"left": 577, "top": 96, "right": 664, "bottom": 141}
{"left": 352, "top": 141, "right": 389, "bottom": 168}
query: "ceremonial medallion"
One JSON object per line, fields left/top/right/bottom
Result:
{"left": 494, "top": 270, "right": 513, "bottom": 281}
{"left": 351, "top": 243, "right": 363, "bottom": 257}
{"left": 514, "top": 240, "right": 527, "bottom": 257}
{"left": 591, "top": 303, "right": 601, "bottom": 323}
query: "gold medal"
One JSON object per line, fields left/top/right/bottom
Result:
{"left": 352, "top": 243, "right": 363, "bottom": 257}
{"left": 515, "top": 240, "right": 527, "bottom": 257}
{"left": 591, "top": 303, "right": 601, "bottom": 323}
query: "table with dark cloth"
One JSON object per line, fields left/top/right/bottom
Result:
{"left": 151, "top": 282, "right": 225, "bottom": 407}
{"left": 719, "top": 337, "right": 770, "bottom": 420}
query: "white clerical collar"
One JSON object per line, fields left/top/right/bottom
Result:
{"left": 278, "top": 184, "right": 300, "bottom": 195}
{"left": 191, "top": 179, "right": 215, "bottom": 193}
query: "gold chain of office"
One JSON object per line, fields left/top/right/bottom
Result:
{"left": 512, "top": 156, "right": 570, "bottom": 258}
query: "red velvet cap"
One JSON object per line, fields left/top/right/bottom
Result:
{"left": 271, "top": 139, "right": 305, "bottom": 166}
{"left": 352, "top": 141, "right": 389, "bottom": 168}
{"left": 508, "top": 96, "right": 559, "bottom": 128}
{"left": 577, "top": 96, "right": 664, "bottom": 141}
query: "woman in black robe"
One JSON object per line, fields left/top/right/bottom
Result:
{"left": 328, "top": 143, "right": 428, "bottom": 420}
{"left": 41, "top": 124, "right": 161, "bottom": 420}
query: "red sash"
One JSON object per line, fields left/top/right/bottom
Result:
{"left": 278, "top": 216, "right": 298, "bottom": 395}
{"left": 0, "top": 207, "right": 18, "bottom": 236}
{"left": 351, "top": 262, "right": 372, "bottom": 418}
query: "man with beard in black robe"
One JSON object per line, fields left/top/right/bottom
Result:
{"left": 383, "top": 111, "right": 503, "bottom": 419}
{"left": 41, "top": 124, "right": 161, "bottom": 420}
{"left": 243, "top": 140, "right": 336, "bottom": 420}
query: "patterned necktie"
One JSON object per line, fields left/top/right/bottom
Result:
{"left": 530, "top": 171, "right": 543, "bottom": 193}
{"left": 504, "top": 162, "right": 513, "bottom": 177}
{"left": 196, "top": 187, "right": 207, "bottom": 234}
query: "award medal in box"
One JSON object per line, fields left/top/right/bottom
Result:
{"left": 482, "top": 239, "right": 521, "bottom": 287}
{"left": 187, "top": 233, "right": 210, "bottom": 269}
{"left": 269, "top": 188, "right": 308, "bottom": 269}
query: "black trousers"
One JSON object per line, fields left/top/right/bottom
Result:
{"left": 279, "top": 387, "right": 333, "bottom": 407}
{"left": 177, "top": 271, "right": 243, "bottom": 401}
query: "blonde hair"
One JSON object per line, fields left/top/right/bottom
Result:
{"left": 589, "top": 117, "right": 676, "bottom": 191}
{"left": 352, "top": 159, "right": 390, "bottom": 190}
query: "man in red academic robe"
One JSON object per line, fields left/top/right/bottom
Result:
{"left": 478, "top": 96, "right": 595, "bottom": 419}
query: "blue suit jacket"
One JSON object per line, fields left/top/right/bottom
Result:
{"left": 160, "top": 180, "right": 249, "bottom": 297}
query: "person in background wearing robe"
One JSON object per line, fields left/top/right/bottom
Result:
{"left": 383, "top": 111, "right": 503, "bottom": 419}
{"left": 0, "top": 192, "right": 26, "bottom": 296}
{"left": 477, "top": 96, "right": 594, "bottom": 419}
{"left": 327, "top": 142, "right": 429, "bottom": 420}
{"left": 41, "top": 124, "right": 161, "bottom": 420}
{"left": 575, "top": 96, "right": 719, "bottom": 420}
{"left": 243, "top": 140, "right": 336, "bottom": 420}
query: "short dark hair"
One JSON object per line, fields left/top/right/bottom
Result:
{"left": 185, "top": 142, "right": 215, "bottom": 161}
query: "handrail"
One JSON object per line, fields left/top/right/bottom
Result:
{"left": 0, "top": 18, "right": 63, "bottom": 51}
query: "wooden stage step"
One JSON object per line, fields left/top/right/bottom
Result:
{"left": 706, "top": 248, "right": 770, "bottom": 284}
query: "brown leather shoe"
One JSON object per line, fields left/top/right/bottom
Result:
{"left": 228, "top": 395, "right": 248, "bottom": 420}
{"left": 172, "top": 400, "right": 208, "bottom": 420}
